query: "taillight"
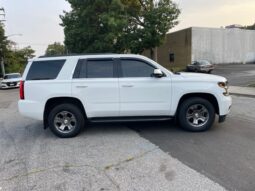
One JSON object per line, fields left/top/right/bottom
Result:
{"left": 20, "top": 80, "right": 25, "bottom": 100}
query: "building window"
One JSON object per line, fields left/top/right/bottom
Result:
{"left": 169, "top": 53, "right": 175, "bottom": 62}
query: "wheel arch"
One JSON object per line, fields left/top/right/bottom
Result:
{"left": 43, "top": 97, "right": 87, "bottom": 129}
{"left": 176, "top": 93, "right": 219, "bottom": 116}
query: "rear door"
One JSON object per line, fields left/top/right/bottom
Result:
{"left": 72, "top": 58, "right": 119, "bottom": 118}
{"left": 118, "top": 58, "right": 172, "bottom": 117}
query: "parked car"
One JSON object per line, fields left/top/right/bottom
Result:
{"left": 187, "top": 60, "right": 215, "bottom": 73}
{"left": 18, "top": 54, "right": 232, "bottom": 138}
{"left": 0, "top": 73, "right": 22, "bottom": 89}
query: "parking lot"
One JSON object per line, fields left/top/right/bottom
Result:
{"left": 212, "top": 64, "right": 255, "bottom": 86}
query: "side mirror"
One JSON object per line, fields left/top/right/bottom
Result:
{"left": 153, "top": 69, "right": 164, "bottom": 78}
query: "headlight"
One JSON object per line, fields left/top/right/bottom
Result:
{"left": 218, "top": 81, "right": 229, "bottom": 96}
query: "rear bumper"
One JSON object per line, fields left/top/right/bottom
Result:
{"left": 18, "top": 100, "right": 44, "bottom": 120}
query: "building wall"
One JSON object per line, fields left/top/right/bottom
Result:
{"left": 192, "top": 27, "right": 255, "bottom": 64}
{"left": 143, "top": 28, "right": 192, "bottom": 69}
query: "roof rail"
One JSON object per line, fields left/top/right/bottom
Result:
{"left": 38, "top": 53, "right": 118, "bottom": 58}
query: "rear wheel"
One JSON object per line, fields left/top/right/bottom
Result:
{"left": 48, "top": 103, "right": 85, "bottom": 138}
{"left": 178, "top": 97, "right": 215, "bottom": 132}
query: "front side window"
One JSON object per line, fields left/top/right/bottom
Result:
{"left": 120, "top": 59, "right": 155, "bottom": 78}
{"left": 26, "top": 60, "right": 65, "bottom": 80}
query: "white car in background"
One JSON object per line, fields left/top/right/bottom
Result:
{"left": 0, "top": 73, "right": 22, "bottom": 89}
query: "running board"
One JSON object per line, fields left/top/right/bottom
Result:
{"left": 88, "top": 116, "right": 173, "bottom": 123}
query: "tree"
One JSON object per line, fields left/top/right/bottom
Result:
{"left": 60, "top": 0, "right": 180, "bottom": 59}
{"left": 124, "top": 0, "right": 180, "bottom": 58}
{"left": 45, "top": 42, "right": 66, "bottom": 56}
{"left": 4, "top": 45, "right": 35, "bottom": 73}
{"left": 0, "top": 23, "right": 8, "bottom": 76}
{"left": 60, "top": 0, "right": 129, "bottom": 54}
{"left": 243, "top": 23, "right": 255, "bottom": 30}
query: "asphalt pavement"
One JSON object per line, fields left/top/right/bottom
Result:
{"left": 212, "top": 64, "right": 255, "bottom": 86}
{"left": 0, "top": 89, "right": 226, "bottom": 191}
{"left": 129, "top": 96, "right": 255, "bottom": 191}
{"left": 1, "top": 87, "right": 255, "bottom": 191}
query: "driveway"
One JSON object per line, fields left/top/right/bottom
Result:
{"left": 212, "top": 64, "right": 255, "bottom": 86}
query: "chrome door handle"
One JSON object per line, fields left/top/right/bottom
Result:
{"left": 122, "top": 85, "right": 134, "bottom": 88}
{"left": 76, "top": 85, "right": 88, "bottom": 88}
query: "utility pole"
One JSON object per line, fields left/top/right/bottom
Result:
{"left": 0, "top": 7, "right": 6, "bottom": 76}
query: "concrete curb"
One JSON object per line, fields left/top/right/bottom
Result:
{"left": 230, "top": 93, "right": 255, "bottom": 98}
{"left": 230, "top": 86, "right": 255, "bottom": 98}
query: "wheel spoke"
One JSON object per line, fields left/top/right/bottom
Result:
{"left": 186, "top": 104, "right": 209, "bottom": 128}
{"left": 193, "top": 118, "right": 199, "bottom": 125}
{"left": 199, "top": 117, "right": 206, "bottom": 122}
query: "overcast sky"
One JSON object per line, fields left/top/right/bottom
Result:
{"left": 0, "top": 0, "right": 254, "bottom": 56}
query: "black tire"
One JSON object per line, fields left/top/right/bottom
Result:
{"left": 178, "top": 97, "right": 215, "bottom": 132}
{"left": 208, "top": 70, "right": 212, "bottom": 74}
{"left": 48, "top": 103, "right": 85, "bottom": 138}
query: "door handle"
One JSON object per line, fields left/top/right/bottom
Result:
{"left": 76, "top": 85, "right": 88, "bottom": 88}
{"left": 122, "top": 85, "right": 134, "bottom": 88}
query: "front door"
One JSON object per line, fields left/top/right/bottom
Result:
{"left": 118, "top": 58, "right": 172, "bottom": 117}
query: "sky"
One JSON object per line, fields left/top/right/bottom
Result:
{"left": 0, "top": 0, "right": 254, "bottom": 56}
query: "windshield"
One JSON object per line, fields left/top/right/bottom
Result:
{"left": 4, "top": 74, "right": 21, "bottom": 79}
{"left": 199, "top": 60, "right": 211, "bottom": 65}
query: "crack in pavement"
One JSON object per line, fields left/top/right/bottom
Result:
{"left": 0, "top": 147, "right": 158, "bottom": 191}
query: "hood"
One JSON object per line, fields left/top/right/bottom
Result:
{"left": 179, "top": 72, "right": 227, "bottom": 82}
{"left": 1, "top": 78, "right": 22, "bottom": 83}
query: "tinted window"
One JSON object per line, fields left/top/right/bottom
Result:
{"left": 76, "top": 59, "right": 115, "bottom": 78}
{"left": 26, "top": 60, "right": 65, "bottom": 80}
{"left": 120, "top": 59, "right": 155, "bottom": 77}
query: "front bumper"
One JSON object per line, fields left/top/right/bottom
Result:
{"left": 1, "top": 82, "right": 20, "bottom": 89}
{"left": 219, "top": 115, "right": 227, "bottom": 123}
{"left": 219, "top": 95, "right": 232, "bottom": 116}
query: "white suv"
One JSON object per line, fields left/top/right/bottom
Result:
{"left": 18, "top": 54, "right": 232, "bottom": 138}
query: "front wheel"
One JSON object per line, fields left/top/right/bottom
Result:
{"left": 178, "top": 97, "right": 215, "bottom": 132}
{"left": 48, "top": 103, "right": 85, "bottom": 138}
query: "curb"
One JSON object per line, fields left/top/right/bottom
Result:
{"left": 230, "top": 93, "right": 255, "bottom": 98}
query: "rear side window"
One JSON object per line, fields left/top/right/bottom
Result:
{"left": 26, "top": 60, "right": 65, "bottom": 80}
{"left": 74, "top": 59, "right": 115, "bottom": 78}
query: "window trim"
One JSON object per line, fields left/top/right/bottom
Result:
{"left": 73, "top": 58, "right": 118, "bottom": 79}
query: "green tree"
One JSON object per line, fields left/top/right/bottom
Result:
{"left": 60, "top": 0, "right": 180, "bottom": 59}
{"left": 45, "top": 42, "right": 66, "bottom": 56}
{"left": 0, "top": 23, "right": 9, "bottom": 76}
{"left": 4, "top": 45, "right": 35, "bottom": 73}
{"left": 124, "top": 0, "right": 180, "bottom": 59}
{"left": 60, "top": 0, "right": 129, "bottom": 54}
{"left": 244, "top": 23, "right": 255, "bottom": 30}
